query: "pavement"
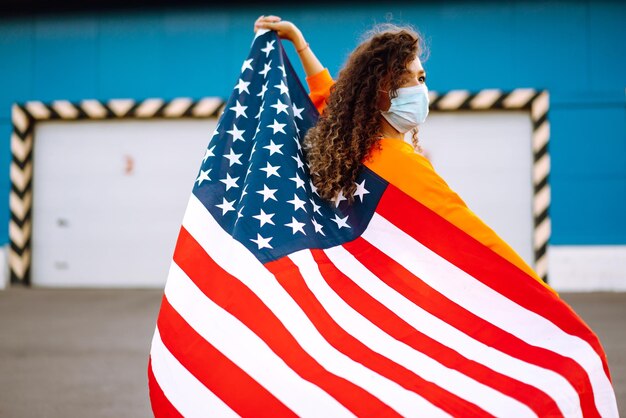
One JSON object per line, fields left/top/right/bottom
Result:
{"left": 0, "top": 288, "right": 624, "bottom": 417}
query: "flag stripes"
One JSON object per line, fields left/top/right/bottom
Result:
{"left": 318, "top": 245, "right": 565, "bottom": 416}
{"left": 149, "top": 186, "right": 617, "bottom": 416}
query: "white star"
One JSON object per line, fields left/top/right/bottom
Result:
{"left": 289, "top": 174, "right": 305, "bottom": 189}
{"left": 287, "top": 194, "right": 307, "bottom": 212}
{"left": 229, "top": 100, "right": 248, "bottom": 118}
{"left": 256, "top": 81, "right": 268, "bottom": 100}
{"left": 292, "top": 153, "right": 304, "bottom": 169}
{"left": 353, "top": 179, "right": 370, "bottom": 202}
{"left": 309, "top": 179, "right": 319, "bottom": 195}
{"left": 202, "top": 145, "right": 215, "bottom": 163}
{"left": 210, "top": 128, "right": 220, "bottom": 140}
{"left": 227, "top": 125, "right": 245, "bottom": 142}
{"left": 285, "top": 216, "right": 306, "bottom": 235}
{"left": 261, "top": 40, "right": 275, "bottom": 57}
{"left": 219, "top": 173, "right": 239, "bottom": 191}
{"left": 271, "top": 98, "right": 289, "bottom": 115}
{"left": 292, "top": 103, "right": 304, "bottom": 119}
{"left": 223, "top": 148, "right": 243, "bottom": 166}
{"left": 334, "top": 190, "right": 347, "bottom": 207}
{"left": 250, "top": 233, "right": 273, "bottom": 250}
{"left": 331, "top": 213, "right": 350, "bottom": 229}
{"left": 278, "top": 64, "right": 287, "bottom": 77}
{"left": 257, "top": 184, "right": 278, "bottom": 202}
{"left": 310, "top": 198, "right": 321, "bottom": 215}
{"left": 259, "top": 60, "right": 272, "bottom": 77}
{"left": 241, "top": 183, "right": 248, "bottom": 198}
{"left": 215, "top": 198, "right": 236, "bottom": 215}
{"left": 234, "top": 78, "right": 250, "bottom": 94}
{"left": 293, "top": 135, "right": 302, "bottom": 150}
{"left": 267, "top": 119, "right": 286, "bottom": 134}
{"left": 311, "top": 218, "right": 325, "bottom": 235}
{"left": 253, "top": 124, "right": 261, "bottom": 139}
{"left": 263, "top": 140, "right": 284, "bottom": 155}
{"left": 241, "top": 58, "right": 253, "bottom": 73}
{"left": 235, "top": 205, "right": 245, "bottom": 224}
{"left": 252, "top": 209, "right": 275, "bottom": 227}
{"left": 195, "top": 169, "right": 211, "bottom": 185}
{"left": 259, "top": 162, "right": 280, "bottom": 178}
{"left": 255, "top": 102, "right": 264, "bottom": 119}
{"left": 274, "top": 80, "right": 289, "bottom": 96}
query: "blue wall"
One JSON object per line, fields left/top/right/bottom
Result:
{"left": 0, "top": 1, "right": 624, "bottom": 246}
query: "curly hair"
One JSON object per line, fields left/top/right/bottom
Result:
{"left": 302, "top": 23, "right": 429, "bottom": 205}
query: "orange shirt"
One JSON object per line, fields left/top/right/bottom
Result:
{"left": 304, "top": 68, "right": 557, "bottom": 294}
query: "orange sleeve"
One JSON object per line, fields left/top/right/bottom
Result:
{"left": 305, "top": 68, "right": 334, "bottom": 114}
{"left": 364, "top": 140, "right": 559, "bottom": 296}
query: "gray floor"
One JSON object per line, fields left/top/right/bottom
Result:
{"left": 0, "top": 288, "right": 624, "bottom": 417}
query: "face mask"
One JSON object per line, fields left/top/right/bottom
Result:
{"left": 380, "top": 83, "right": 430, "bottom": 133}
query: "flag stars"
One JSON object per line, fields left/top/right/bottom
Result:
{"left": 292, "top": 153, "right": 304, "bottom": 169}
{"left": 261, "top": 40, "right": 275, "bottom": 57}
{"left": 287, "top": 194, "right": 307, "bottom": 212}
{"left": 285, "top": 217, "right": 307, "bottom": 235}
{"left": 259, "top": 61, "right": 272, "bottom": 78}
{"left": 331, "top": 213, "right": 351, "bottom": 229}
{"left": 267, "top": 119, "right": 286, "bottom": 134}
{"left": 251, "top": 233, "right": 273, "bottom": 250}
{"left": 241, "top": 58, "right": 253, "bottom": 73}
{"left": 223, "top": 148, "right": 243, "bottom": 166}
{"left": 229, "top": 100, "right": 248, "bottom": 118}
{"left": 195, "top": 169, "right": 211, "bottom": 186}
{"left": 310, "top": 198, "right": 321, "bottom": 215}
{"left": 292, "top": 103, "right": 304, "bottom": 119}
{"left": 202, "top": 145, "right": 215, "bottom": 163}
{"left": 278, "top": 64, "right": 287, "bottom": 77}
{"left": 234, "top": 78, "right": 250, "bottom": 95}
{"left": 354, "top": 179, "right": 370, "bottom": 202}
{"left": 263, "top": 140, "right": 284, "bottom": 155}
{"left": 311, "top": 218, "right": 325, "bottom": 235}
{"left": 271, "top": 98, "right": 290, "bottom": 115}
{"left": 216, "top": 198, "right": 236, "bottom": 215}
{"left": 274, "top": 80, "right": 289, "bottom": 97}
{"left": 255, "top": 102, "right": 265, "bottom": 119}
{"left": 219, "top": 173, "right": 239, "bottom": 191}
{"left": 227, "top": 125, "right": 246, "bottom": 142}
{"left": 334, "top": 190, "right": 347, "bottom": 207}
{"left": 257, "top": 184, "right": 278, "bottom": 202}
{"left": 257, "top": 81, "right": 269, "bottom": 100}
{"left": 259, "top": 162, "right": 281, "bottom": 178}
{"left": 252, "top": 209, "right": 275, "bottom": 227}
{"left": 290, "top": 174, "right": 305, "bottom": 190}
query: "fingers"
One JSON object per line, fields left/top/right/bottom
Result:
{"left": 254, "top": 15, "right": 282, "bottom": 32}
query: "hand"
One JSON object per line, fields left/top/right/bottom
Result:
{"left": 254, "top": 15, "right": 307, "bottom": 50}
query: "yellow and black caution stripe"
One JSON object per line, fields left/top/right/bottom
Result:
{"left": 8, "top": 97, "right": 226, "bottom": 285}
{"left": 9, "top": 89, "right": 551, "bottom": 285}
{"left": 429, "top": 88, "right": 551, "bottom": 282}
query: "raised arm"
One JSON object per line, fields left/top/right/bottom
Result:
{"left": 254, "top": 15, "right": 334, "bottom": 113}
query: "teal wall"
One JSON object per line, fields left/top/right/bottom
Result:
{"left": 0, "top": 1, "right": 624, "bottom": 246}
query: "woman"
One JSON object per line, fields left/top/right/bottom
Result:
{"left": 254, "top": 15, "right": 555, "bottom": 289}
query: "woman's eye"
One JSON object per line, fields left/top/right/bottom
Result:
{"left": 419, "top": 76, "right": 426, "bottom": 83}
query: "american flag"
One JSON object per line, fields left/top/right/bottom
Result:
{"left": 148, "top": 30, "right": 618, "bottom": 417}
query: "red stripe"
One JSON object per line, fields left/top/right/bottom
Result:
{"left": 148, "top": 356, "right": 183, "bottom": 418}
{"left": 171, "top": 226, "right": 395, "bottom": 417}
{"left": 265, "top": 255, "right": 491, "bottom": 417}
{"left": 377, "top": 184, "right": 609, "bottom": 379}
{"left": 311, "top": 248, "right": 563, "bottom": 417}
{"left": 344, "top": 236, "right": 598, "bottom": 418}
{"left": 157, "top": 296, "right": 294, "bottom": 417}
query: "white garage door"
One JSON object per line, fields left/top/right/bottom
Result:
{"left": 31, "top": 118, "right": 217, "bottom": 287}
{"left": 417, "top": 110, "right": 535, "bottom": 267}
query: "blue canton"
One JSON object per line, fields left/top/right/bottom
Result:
{"left": 192, "top": 30, "right": 387, "bottom": 263}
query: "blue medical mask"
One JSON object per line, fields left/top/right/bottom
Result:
{"left": 380, "top": 83, "right": 430, "bottom": 133}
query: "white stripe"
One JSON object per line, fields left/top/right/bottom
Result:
{"left": 324, "top": 245, "right": 580, "bottom": 415}
{"left": 364, "top": 213, "right": 619, "bottom": 418}
{"left": 289, "top": 250, "right": 536, "bottom": 418}
{"left": 164, "top": 262, "right": 351, "bottom": 417}
{"left": 182, "top": 193, "right": 448, "bottom": 418}
{"left": 150, "top": 327, "right": 238, "bottom": 418}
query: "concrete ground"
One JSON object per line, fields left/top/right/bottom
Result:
{"left": 0, "top": 288, "right": 624, "bottom": 417}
